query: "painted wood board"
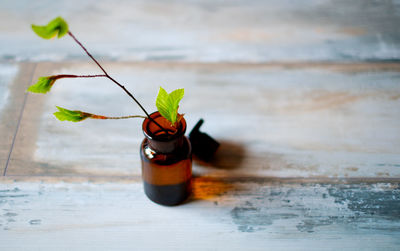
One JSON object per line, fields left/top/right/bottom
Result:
{"left": 1, "top": 0, "right": 399, "bottom": 248}
{"left": 0, "top": 63, "right": 35, "bottom": 175}
{"left": 0, "top": 179, "right": 399, "bottom": 250}
{"left": 5, "top": 62, "right": 400, "bottom": 179}
{"left": 1, "top": 0, "right": 400, "bottom": 62}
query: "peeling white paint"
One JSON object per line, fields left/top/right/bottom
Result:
{"left": 0, "top": 181, "right": 399, "bottom": 250}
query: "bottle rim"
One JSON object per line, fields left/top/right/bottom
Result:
{"left": 142, "top": 111, "right": 186, "bottom": 142}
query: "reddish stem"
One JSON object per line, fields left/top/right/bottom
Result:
{"left": 52, "top": 74, "right": 106, "bottom": 80}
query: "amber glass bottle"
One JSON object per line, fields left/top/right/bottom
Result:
{"left": 140, "top": 112, "right": 192, "bottom": 206}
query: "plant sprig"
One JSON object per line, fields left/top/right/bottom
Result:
{"left": 28, "top": 17, "right": 184, "bottom": 131}
{"left": 28, "top": 74, "right": 106, "bottom": 94}
{"left": 54, "top": 106, "right": 146, "bottom": 122}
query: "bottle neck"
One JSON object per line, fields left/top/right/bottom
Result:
{"left": 147, "top": 136, "right": 185, "bottom": 154}
{"left": 142, "top": 111, "right": 187, "bottom": 154}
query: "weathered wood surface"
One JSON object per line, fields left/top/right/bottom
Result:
{"left": 1, "top": 0, "right": 400, "bottom": 249}
{"left": 0, "top": 63, "right": 24, "bottom": 174}
{"left": 0, "top": 62, "right": 399, "bottom": 250}
{"left": 1, "top": 0, "right": 400, "bottom": 62}
{"left": 0, "top": 180, "right": 399, "bottom": 251}
{"left": 3, "top": 62, "right": 400, "bottom": 178}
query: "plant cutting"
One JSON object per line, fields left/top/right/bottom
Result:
{"left": 29, "top": 17, "right": 191, "bottom": 205}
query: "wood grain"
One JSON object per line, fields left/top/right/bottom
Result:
{"left": 4, "top": 62, "right": 400, "bottom": 180}
{"left": 0, "top": 63, "right": 35, "bottom": 175}
{"left": 1, "top": 0, "right": 400, "bottom": 249}
{"left": 1, "top": 0, "right": 400, "bottom": 62}
{"left": 0, "top": 61, "right": 398, "bottom": 250}
{"left": 0, "top": 180, "right": 399, "bottom": 250}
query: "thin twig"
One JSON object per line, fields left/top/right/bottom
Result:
{"left": 53, "top": 74, "right": 107, "bottom": 80}
{"left": 68, "top": 31, "right": 108, "bottom": 75}
{"left": 101, "top": 115, "right": 147, "bottom": 120}
{"left": 67, "top": 31, "right": 168, "bottom": 133}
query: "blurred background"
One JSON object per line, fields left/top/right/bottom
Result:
{"left": 1, "top": 0, "right": 400, "bottom": 63}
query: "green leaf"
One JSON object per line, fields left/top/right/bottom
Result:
{"left": 156, "top": 87, "right": 184, "bottom": 124}
{"left": 156, "top": 87, "right": 170, "bottom": 121}
{"left": 53, "top": 106, "right": 90, "bottom": 122}
{"left": 27, "top": 76, "right": 56, "bottom": 94}
{"left": 31, "top": 17, "right": 69, "bottom": 39}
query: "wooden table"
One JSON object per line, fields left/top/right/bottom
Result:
{"left": 1, "top": 1, "right": 400, "bottom": 250}
{"left": 1, "top": 61, "right": 399, "bottom": 250}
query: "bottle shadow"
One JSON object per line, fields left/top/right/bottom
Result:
{"left": 193, "top": 139, "right": 246, "bottom": 170}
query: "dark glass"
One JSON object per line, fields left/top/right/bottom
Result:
{"left": 140, "top": 112, "right": 192, "bottom": 206}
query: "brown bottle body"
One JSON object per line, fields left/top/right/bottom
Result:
{"left": 140, "top": 112, "right": 192, "bottom": 206}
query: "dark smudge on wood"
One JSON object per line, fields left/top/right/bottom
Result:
{"left": 229, "top": 183, "right": 400, "bottom": 233}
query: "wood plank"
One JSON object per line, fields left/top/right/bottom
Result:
{"left": 1, "top": 0, "right": 400, "bottom": 62}
{"left": 6, "top": 62, "right": 400, "bottom": 179}
{"left": 0, "top": 63, "right": 35, "bottom": 175}
{"left": 0, "top": 179, "right": 399, "bottom": 250}
{"left": 1, "top": 1, "right": 399, "bottom": 248}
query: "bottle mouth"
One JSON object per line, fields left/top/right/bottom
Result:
{"left": 142, "top": 111, "right": 186, "bottom": 142}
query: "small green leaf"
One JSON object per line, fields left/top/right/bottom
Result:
{"left": 31, "top": 17, "right": 69, "bottom": 39}
{"left": 53, "top": 106, "right": 90, "bottom": 122}
{"left": 156, "top": 87, "right": 170, "bottom": 121}
{"left": 156, "top": 87, "right": 184, "bottom": 124}
{"left": 27, "top": 76, "right": 56, "bottom": 94}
